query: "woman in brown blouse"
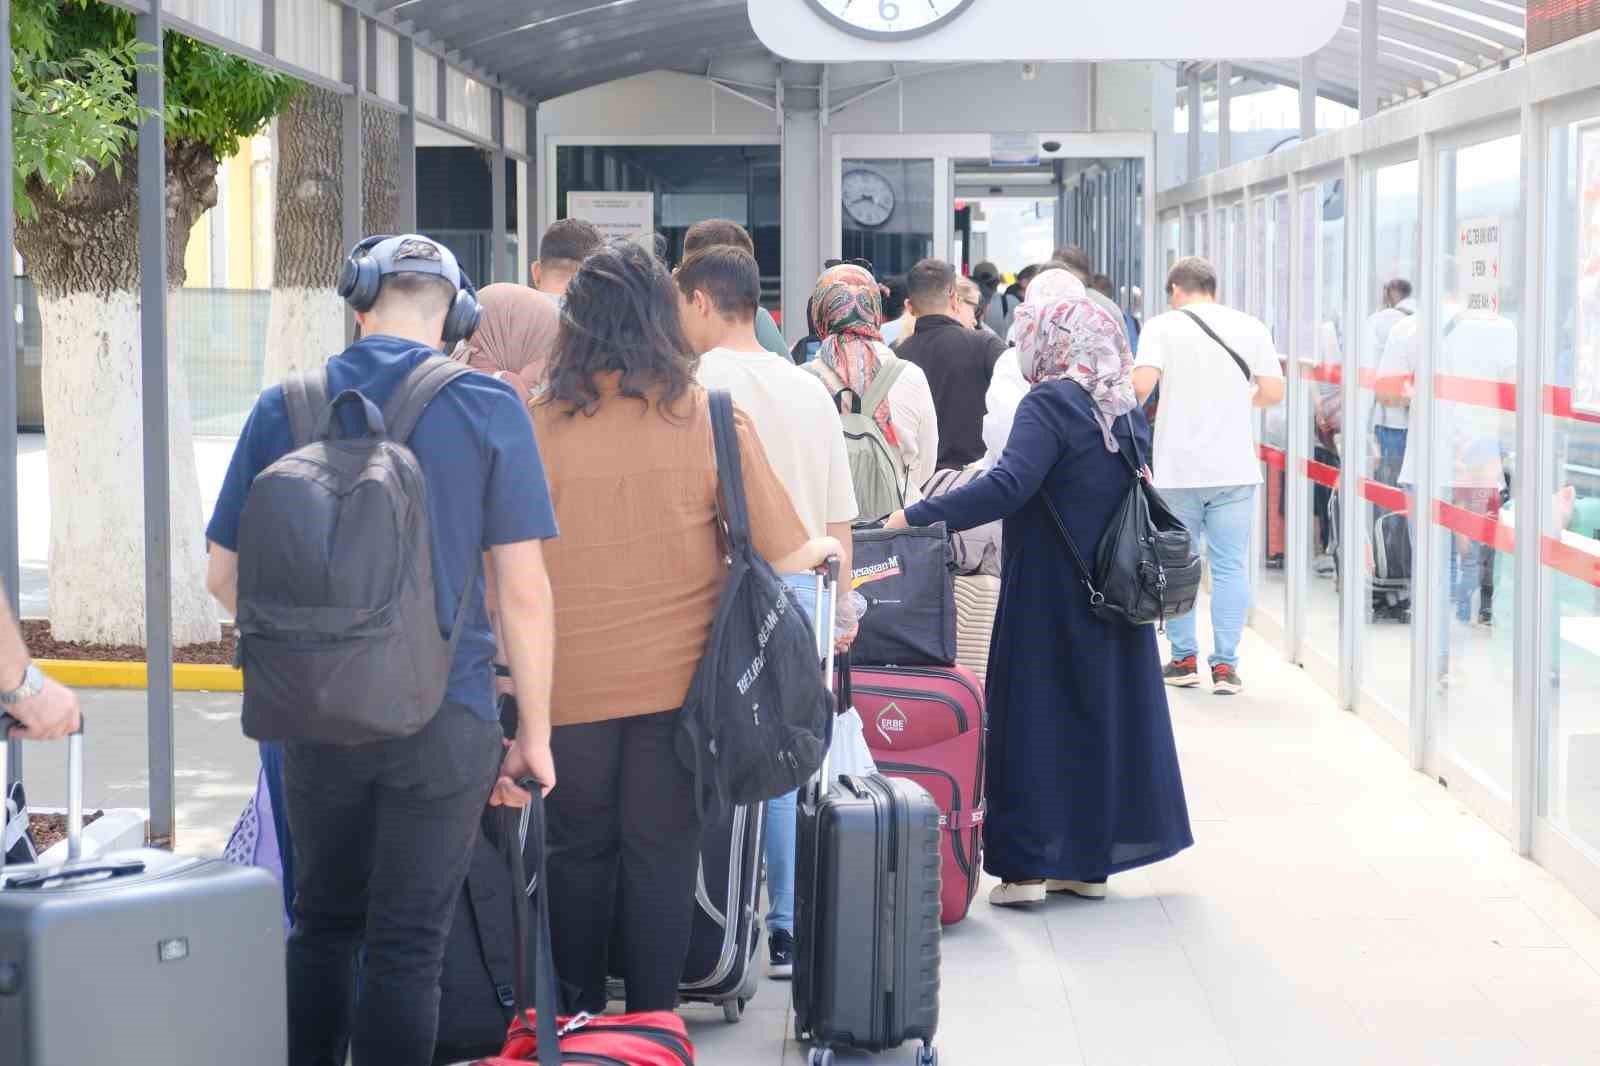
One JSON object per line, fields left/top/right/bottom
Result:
{"left": 532, "top": 239, "right": 838, "bottom": 1014}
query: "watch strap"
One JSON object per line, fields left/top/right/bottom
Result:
{"left": 0, "top": 663, "right": 42, "bottom": 705}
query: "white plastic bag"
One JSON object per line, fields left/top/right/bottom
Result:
{"left": 829, "top": 707, "right": 879, "bottom": 778}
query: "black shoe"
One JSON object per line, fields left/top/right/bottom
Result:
{"left": 768, "top": 929, "right": 794, "bottom": 980}
{"left": 1163, "top": 656, "right": 1200, "bottom": 688}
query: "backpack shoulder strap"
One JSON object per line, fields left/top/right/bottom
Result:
{"left": 859, "top": 356, "right": 907, "bottom": 419}
{"left": 708, "top": 390, "right": 751, "bottom": 552}
{"left": 1180, "top": 308, "right": 1253, "bottom": 383}
{"left": 383, "top": 356, "right": 474, "bottom": 442}
{"left": 284, "top": 369, "right": 330, "bottom": 448}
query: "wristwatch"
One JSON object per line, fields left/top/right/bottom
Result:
{"left": 0, "top": 663, "right": 45, "bottom": 706}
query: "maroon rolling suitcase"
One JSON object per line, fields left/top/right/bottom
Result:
{"left": 849, "top": 661, "right": 986, "bottom": 925}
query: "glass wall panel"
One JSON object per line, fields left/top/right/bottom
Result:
{"left": 167, "top": 0, "right": 263, "bottom": 50}
{"left": 372, "top": 27, "right": 401, "bottom": 104}
{"left": 1258, "top": 192, "right": 1291, "bottom": 625}
{"left": 415, "top": 54, "right": 440, "bottom": 120}
{"left": 556, "top": 145, "right": 782, "bottom": 311}
{"left": 1428, "top": 134, "right": 1522, "bottom": 798}
{"left": 1161, "top": 212, "right": 1181, "bottom": 307}
{"left": 840, "top": 159, "right": 933, "bottom": 279}
{"left": 1358, "top": 159, "right": 1421, "bottom": 720}
{"left": 1540, "top": 118, "right": 1600, "bottom": 851}
{"left": 1296, "top": 179, "right": 1346, "bottom": 665}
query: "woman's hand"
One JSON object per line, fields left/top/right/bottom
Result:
{"left": 884, "top": 510, "right": 909, "bottom": 530}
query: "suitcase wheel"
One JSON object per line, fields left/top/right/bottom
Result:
{"left": 723, "top": 998, "right": 746, "bottom": 1024}
{"left": 807, "top": 1049, "right": 834, "bottom": 1066}
{"left": 916, "top": 1046, "right": 939, "bottom": 1066}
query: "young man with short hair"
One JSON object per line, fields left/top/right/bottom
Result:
{"left": 681, "top": 218, "right": 791, "bottom": 360}
{"left": 530, "top": 217, "right": 602, "bottom": 300}
{"left": 676, "top": 244, "right": 857, "bottom": 980}
{"left": 207, "top": 234, "right": 560, "bottom": 1066}
{"left": 895, "top": 257, "right": 1006, "bottom": 471}
{"left": 1133, "top": 256, "right": 1285, "bottom": 695}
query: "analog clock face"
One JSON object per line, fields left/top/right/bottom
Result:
{"left": 805, "top": 0, "right": 979, "bottom": 40}
{"left": 842, "top": 169, "right": 895, "bottom": 228}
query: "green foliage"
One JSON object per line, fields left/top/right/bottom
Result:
{"left": 11, "top": 0, "right": 300, "bottom": 218}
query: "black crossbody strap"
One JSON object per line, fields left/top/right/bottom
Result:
{"left": 1042, "top": 493, "right": 1102, "bottom": 602}
{"left": 708, "top": 390, "right": 752, "bottom": 553}
{"left": 1180, "top": 308, "right": 1253, "bottom": 383}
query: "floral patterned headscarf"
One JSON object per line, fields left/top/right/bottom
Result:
{"left": 1017, "top": 295, "right": 1137, "bottom": 452}
{"left": 1007, "top": 268, "right": 1085, "bottom": 347}
{"left": 809, "top": 265, "right": 897, "bottom": 445}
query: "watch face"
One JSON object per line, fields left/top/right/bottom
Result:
{"left": 805, "top": 0, "right": 978, "bottom": 40}
{"left": 843, "top": 169, "right": 895, "bottom": 228}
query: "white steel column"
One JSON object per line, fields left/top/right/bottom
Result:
{"left": 1218, "top": 62, "right": 1232, "bottom": 171}
{"left": 1187, "top": 65, "right": 1202, "bottom": 181}
{"left": 1285, "top": 171, "right": 1306, "bottom": 662}
{"left": 1513, "top": 102, "right": 1546, "bottom": 855}
{"left": 1339, "top": 153, "right": 1364, "bottom": 710}
{"left": 1410, "top": 131, "right": 1438, "bottom": 771}
{"left": 1360, "top": 0, "right": 1380, "bottom": 120}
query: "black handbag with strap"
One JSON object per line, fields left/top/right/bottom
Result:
{"left": 1041, "top": 398, "right": 1202, "bottom": 630}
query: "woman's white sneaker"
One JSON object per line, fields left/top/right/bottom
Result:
{"left": 989, "top": 881, "right": 1047, "bottom": 907}
{"left": 1046, "top": 879, "right": 1107, "bottom": 899}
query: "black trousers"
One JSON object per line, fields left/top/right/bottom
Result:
{"left": 282, "top": 702, "right": 503, "bottom": 1066}
{"left": 546, "top": 709, "right": 703, "bottom": 1014}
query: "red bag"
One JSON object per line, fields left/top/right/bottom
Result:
{"left": 477, "top": 794, "right": 698, "bottom": 1066}
{"left": 480, "top": 1010, "right": 693, "bottom": 1065}
{"left": 849, "top": 660, "right": 986, "bottom": 924}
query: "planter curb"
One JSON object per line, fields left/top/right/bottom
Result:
{"left": 36, "top": 659, "right": 241, "bottom": 693}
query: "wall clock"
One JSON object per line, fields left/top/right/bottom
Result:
{"left": 804, "top": 0, "right": 979, "bottom": 40}
{"left": 842, "top": 168, "right": 895, "bottom": 227}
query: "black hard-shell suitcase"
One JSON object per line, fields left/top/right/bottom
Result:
{"left": 0, "top": 716, "right": 286, "bottom": 1066}
{"left": 792, "top": 599, "right": 943, "bottom": 1066}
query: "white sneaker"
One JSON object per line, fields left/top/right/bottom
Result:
{"left": 988, "top": 881, "right": 1046, "bottom": 907}
{"left": 1046, "top": 879, "right": 1108, "bottom": 900}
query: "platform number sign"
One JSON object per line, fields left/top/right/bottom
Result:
{"left": 803, "top": 0, "right": 979, "bottom": 39}
{"left": 1458, "top": 217, "right": 1501, "bottom": 316}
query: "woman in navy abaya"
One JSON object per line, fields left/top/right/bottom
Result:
{"left": 887, "top": 294, "right": 1192, "bottom": 905}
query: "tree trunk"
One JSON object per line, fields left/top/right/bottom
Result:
{"left": 15, "top": 144, "right": 222, "bottom": 645}
{"left": 263, "top": 91, "right": 404, "bottom": 385}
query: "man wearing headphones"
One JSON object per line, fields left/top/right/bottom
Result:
{"left": 205, "top": 234, "right": 559, "bottom": 1066}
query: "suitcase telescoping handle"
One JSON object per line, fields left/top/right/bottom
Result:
{"left": 814, "top": 556, "right": 841, "bottom": 804}
{"left": 0, "top": 712, "right": 85, "bottom": 876}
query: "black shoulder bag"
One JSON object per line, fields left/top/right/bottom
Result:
{"left": 675, "top": 391, "right": 831, "bottom": 821}
{"left": 1042, "top": 404, "right": 1202, "bottom": 630}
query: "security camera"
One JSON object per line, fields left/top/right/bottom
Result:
{"left": 1042, "top": 140, "right": 1062, "bottom": 154}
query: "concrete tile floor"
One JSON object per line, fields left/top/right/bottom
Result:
{"left": 21, "top": 623, "right": 1600, "bottom": 1064}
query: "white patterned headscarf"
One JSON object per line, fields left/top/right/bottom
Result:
{"left": 1016, "top": 295, "right": 1137, "bottom": 453}
{"left": 1007, "top": 268, "right": 1085, "bottom": 347}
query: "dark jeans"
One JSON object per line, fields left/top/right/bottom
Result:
{"left": 283, "top": 702, "right": 503, "bottom": 1066}
{"left": 546, "top": 709, "right": 703, "bottom": 1015}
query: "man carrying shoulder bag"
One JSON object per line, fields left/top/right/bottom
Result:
{"left": 1132, "top": 256, "right": 1285, "bottom": 696}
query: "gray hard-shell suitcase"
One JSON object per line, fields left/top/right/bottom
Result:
{"left": 792, "top": 600, "right": 943, "bottom": 1066}
{"left": 0, "top": 716, "right": 286, "bottom": 1065}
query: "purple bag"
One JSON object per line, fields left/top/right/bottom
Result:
{"left": 223, "top": 765, "right": 289, "bottom": 930}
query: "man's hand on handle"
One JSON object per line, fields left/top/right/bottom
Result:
{"left": 6, "top": 675, "right": 81, "bottom": 741}
{"left": 490, "top": 735, "right": 556, "bottom": 807}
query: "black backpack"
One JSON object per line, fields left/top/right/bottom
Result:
{"left": 236, "top": 356, "right": 475, "bottom": 746}
{"left": 675, "top": 391, "right": 832, "bottom": 820}
{"left": 1043, "top": 399, "right": 1202, "bottom": 631}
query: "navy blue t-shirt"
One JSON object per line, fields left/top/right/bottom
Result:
{"left": 207, "top": 335, "right": 559, "bottom": 722}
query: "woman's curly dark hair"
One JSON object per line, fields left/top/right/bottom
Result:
{"left": 541, "top": 239, "right": 697, "bottom": 418}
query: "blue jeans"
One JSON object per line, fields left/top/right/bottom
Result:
{"left": 1162, "top": 485, "right": 1256, "bottom": 669}
{"left": 766, "top": 574, "right": 827, "bottom": 935}
{"left": 1374, "top": 425, "right": 1407, "bottom": 474}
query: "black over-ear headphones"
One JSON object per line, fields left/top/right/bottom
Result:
{"left": 337, "top": 233, "right": 483, "bottom": 345}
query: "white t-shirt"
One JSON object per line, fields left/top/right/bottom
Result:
{"left": 980, "top": 347, "right": 1028, "bottom": 468}
{"left": 1365, "top": 300, "right": 1415, "bottom": 430}
{"left": 1134, "top": 302, "right": 1284, "bottom": 490}
{"left": 695, "top": 346, "right": 859, "bottom": 534}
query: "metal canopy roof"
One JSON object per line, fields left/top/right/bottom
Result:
{"left": 1193, "top": 0, "right": 1527, "bottom": 110}
{"left": 374, "top": 0, "right": 764, "bottom": 101}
